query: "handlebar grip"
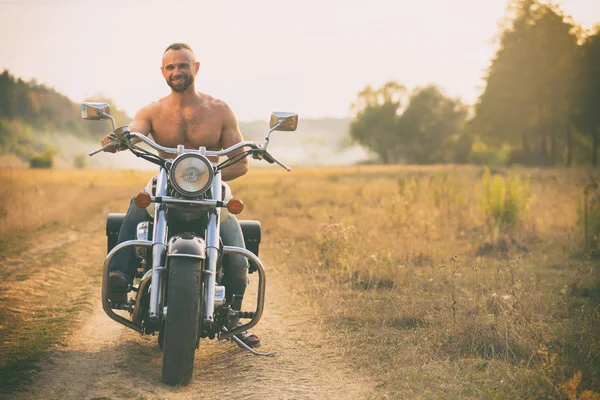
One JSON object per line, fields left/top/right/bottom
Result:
{"left": 262, "top": 152, "right": 276, "bottom": 164}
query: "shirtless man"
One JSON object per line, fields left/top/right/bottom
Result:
{"left": 101, "top": 43, "right": 260, "bottom": 347}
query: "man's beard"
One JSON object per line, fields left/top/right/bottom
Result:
{"left": 167, "top": 74, "right": 193, "bottom": 92}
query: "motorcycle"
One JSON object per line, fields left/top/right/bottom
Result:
{"left": 81, "top": 102, "right": 297, "bottom": 386}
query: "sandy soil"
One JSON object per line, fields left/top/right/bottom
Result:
{"left": 9, "top": 227, "right": 374, "bottom": 399}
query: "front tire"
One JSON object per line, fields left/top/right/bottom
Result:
{"left": 161, "top": 257, "right": 203, "bottom": 386}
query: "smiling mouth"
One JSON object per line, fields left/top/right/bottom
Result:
{"left": 168, "top": 75, "right": 190, "bottom": 91}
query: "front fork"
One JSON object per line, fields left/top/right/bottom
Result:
{"left": 203, "top": 173, "right": 222, "bottom": 327}
{"left": 148, "top": 169, "right": 169, "bottom": 323}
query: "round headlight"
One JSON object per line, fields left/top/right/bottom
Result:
{"left": 169, "top": 154, "right": 214, "bottom": 196}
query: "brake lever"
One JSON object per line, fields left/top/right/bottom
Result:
{"left": 88, "top": 136, "right": 128, "bottom": 156}
{"left": 259, "top": 150, "right": 291, "bottom": 172}
{"left": 271, "top": 157, "right": 291, "bottom": 172}
{"left": 88, "top": 143, "right": 114, "bottom": 156}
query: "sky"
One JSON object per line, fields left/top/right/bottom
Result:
{"left": 1, "top": 0, "right": 599, "bottom": 122}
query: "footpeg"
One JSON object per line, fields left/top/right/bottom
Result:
{"left": 221, "top": 326, "right": 277, "bottom": 357}
{"left": 110, "top": 301, "right": 133, "bottom": 311}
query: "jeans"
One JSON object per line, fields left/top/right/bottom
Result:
{"left": 110, "top": 198, "right": 249, "bottom": 310}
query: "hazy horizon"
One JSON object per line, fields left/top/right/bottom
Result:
{"left": 1, "top": 0, "right": 599, "bottom": 122}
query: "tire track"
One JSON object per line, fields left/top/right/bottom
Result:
{"left": 8, "top": 214, "right": 374, "bottom": 399}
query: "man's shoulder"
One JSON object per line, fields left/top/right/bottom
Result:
{"left": 137, "top": 100, "right": 162, "bottom": 116}
{"left": 198, "top": 93, "right": 230, "bottom": 113}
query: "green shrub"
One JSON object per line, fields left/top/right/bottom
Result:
{"left": 469, "top": 142, "right": 511, "bottom": 166}
{"left": 29, "top": 147, "right": 56, "bottom": 169}
{"left": 72, "top": 153, "right": 87, "bottom": 169}
{"left": 478, "top": 167, "right": 531, "bottom": 239}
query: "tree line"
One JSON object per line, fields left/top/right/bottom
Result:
{"left": 0, "top": 69, "right": 129, "bottom": 160}
{"left": 350, "top": 0, "right": 600, "bottom": 166}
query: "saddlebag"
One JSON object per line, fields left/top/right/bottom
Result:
{"left": 106, "top": 213, "right": 126, "bottom": 253}
{"left": 240, "top": 220, "right": 261, "bottom": 257}
{"left": 107, "top": 214, "right": 260, "bottom": 261}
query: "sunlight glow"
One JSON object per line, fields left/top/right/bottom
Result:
{"left": 0, "top": 0, "right": 598, "bottom": 120}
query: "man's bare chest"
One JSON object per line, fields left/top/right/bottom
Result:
{"left": 151, "top": 109, "right": 222, "bottom": 150}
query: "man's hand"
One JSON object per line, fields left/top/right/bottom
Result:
{"left": 100, "top": 134, "right": 123, "bottom": 153}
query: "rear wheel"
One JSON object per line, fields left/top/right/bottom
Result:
{"left": 160, "top": 257, "right": 203, "bottom": 386}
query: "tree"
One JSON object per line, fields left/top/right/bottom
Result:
{"left": 349, "top": 82, "right": 468, "bottom": 164}
{"left": 573, "top": 27, "right": 600, "bottom": 166}
{"left": 470, "top": 0, "right": 579, "bottom": 166}
{"left": 349, "top": 82, "right": 407, "bottom": 163}
{"left": 397, "top": 85, "right": 468, "bottom": 164}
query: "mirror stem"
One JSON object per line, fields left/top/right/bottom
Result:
{"left": 98, "top": 110, "right": 117, "bottom": 131}
{"left": 263, "top": 120, "right": 284, "bottom": 151}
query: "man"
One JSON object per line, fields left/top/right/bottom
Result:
{"left": 101, "top": 42, "right": 260, "bottom": 347}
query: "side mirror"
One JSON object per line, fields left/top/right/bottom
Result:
{"left": 269, "top": 112, "right": 298, "bottom": 132}
{"left": 81, "top": 102, "right": 111, "bottom": 120}
{"left": 81, "top": 102, "right": 116, "bottom": 130}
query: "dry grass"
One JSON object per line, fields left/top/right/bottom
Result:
{"left": 1, "top": 166, "right": 599, "bottom": 398}
{"left": 0, "top": 169, "right": 154, "bottom": 239}
{"left": 0, "top": 169, "right": 153, "bottom": 392}
{"left": 230, "top": 165, "right": 600, "bottom": 399}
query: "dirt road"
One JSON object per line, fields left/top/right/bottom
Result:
{"left": 7, "top": 213, "right": 374, "bottom": 399}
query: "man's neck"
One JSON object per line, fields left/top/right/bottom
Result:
{"left": 169, "top": 86, "right": 198, "bottom": 107}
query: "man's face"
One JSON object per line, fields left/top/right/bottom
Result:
{"left": 161, "top": 49, "right": 199, "bottom": 93}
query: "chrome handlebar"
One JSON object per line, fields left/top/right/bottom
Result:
{"left": 89, "top": 131, "right": 291, "bottom": 171}
{"left": 129, "top": 132, "right": 257, "bottom": 157}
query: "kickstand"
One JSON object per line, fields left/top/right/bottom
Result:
{"left": 222, "top": 327, "right": 278, "bottom": 357}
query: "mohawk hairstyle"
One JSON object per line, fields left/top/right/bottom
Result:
{"left": 163, "top": 43, "right": 195, "bottom": 54}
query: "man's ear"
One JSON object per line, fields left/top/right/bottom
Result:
{"left": 195, "top": 61, "right": 200, "bottom": 75}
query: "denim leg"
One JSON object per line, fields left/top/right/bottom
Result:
{"left": 109, "top": 198, "right": 151, "bottom": 283}
{"left": 219, "top": 215, "right": 249, "bottom": 310}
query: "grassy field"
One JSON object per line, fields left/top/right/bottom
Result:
{"left": 0, "top": 169, "right": 154, "bottom": 392}
{"left": 1, "top": 166, "right": 599, "bottom": 398}
{"left": 232, "top": 165, "right": 600, "bottom": 398}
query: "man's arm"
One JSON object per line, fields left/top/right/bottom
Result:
{"left": 100, "top": 105, "right": 153, "bottom": 152}
{"left": 219, "top": 102, "right": 248, "bottom": 182}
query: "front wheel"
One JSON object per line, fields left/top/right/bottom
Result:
{"left": 160, "top": 257, "right": 203, "bottom": 386}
